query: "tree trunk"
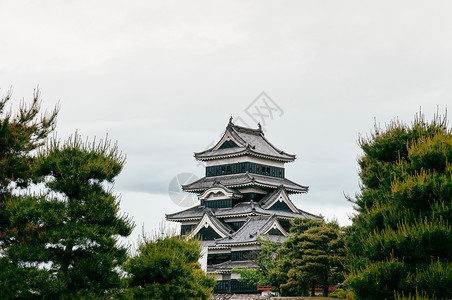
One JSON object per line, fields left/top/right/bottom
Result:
{"left": 323, "top": 269, "right": 329, "bottom": 297}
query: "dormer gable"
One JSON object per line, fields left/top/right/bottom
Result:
{"left": 218, "top": 139, "right": 240, "bottom": 149}
{"left": 261, "top": 215, "right": 288, "bottom": 237}
{"left": 187, "top": 210, "right": 232, "bottom": 241}
{"left": 259, "top": 186, "right": 299, "bottom": 213}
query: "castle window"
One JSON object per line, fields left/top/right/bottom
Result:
{"left": 205, "top": 163, "right": 284, "bottom": 178}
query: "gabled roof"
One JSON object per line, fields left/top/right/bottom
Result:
{"left": 214, "top": 201, "right": 320, "bottom": 220}
{"left": 187, "top": 209, "right": 233, "bottom": 239}
{"left": 215, "top": 215, "right": 287, "bottom": 246}
{"left": 166, "top": 200, "right": 321, "bottom": 222}
{"left": 198, "top": 182, "right": 242, "bottom": 200}
{"left": 182, "top": 173, "right": 308, "bottom": 194}
{"left": 194, "top": 119, "right": 296, "bottom": 162}
{"left": 259, "top": 214, "right": 288, "bottom": 236}
{"left": 259, "top": 185, "right": 299, "bottom": 213}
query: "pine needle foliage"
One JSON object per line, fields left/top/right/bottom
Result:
{"left": 273, "top": 218, "right": 346, "bottom": 297}
{"left": 1, "top": 127, "right": 134, "bottom": 298}
{"left": 0, "top": 89, "right": 58, "bottom": 245}
{"left": 347, "top": 112, "right": 452, "bottom": 299}
{"left": 121, "top": 229, "right": 216, "bottom": 300}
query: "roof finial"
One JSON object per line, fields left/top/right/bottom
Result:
{"left": 258, "top": 122, "right": 262, "bottom": 131}
{"left": 229, "top": 116, "right": 233, "bottom": 124}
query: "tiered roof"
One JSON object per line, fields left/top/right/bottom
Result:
{"left": 182, "top": 172, "right": 308, "bottom": 194}
{"left": 166, "top": 119, "right": 320, "bottom": 278}
{"left": 215, "top": 215, "right": 287, "bottom": 246}
{"left": 166, "top": 188, "right": 320, "bottom": 222}
{"left": 194, "top": 119, "right": 296, "bottom": 162}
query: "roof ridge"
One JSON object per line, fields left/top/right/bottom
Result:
{"left": 165, "top": 205, "right": 204, "bottom": 218}
{"left": 227, "top": 118, "right": 263, "bottom": 135}
{"left": 226, "top": 215, "right": 255, "bottom": 238}
{"left": 260, "top": 214, "right": 278, "bottom": 232}
{"left": 256, "top": 133, "right": 296, "bottom": 158}
{"left": 231, "top": 124, "right": 262, "bottom": 136}
{"left": 205, "top": 210, "right": 234, "bottom": 235}
{"left": 258, "top": 185, "right": 283, "bottom": 206}
{"left": 229, "top": 118, "right": 295, "bottom": 158}
{"left": 194, "top": 118, "right": 296, "bottom": 162}
{"left": 280, "top": 176, "right": 309, "bottom": 191}
{"left": 297, "top": 208, "right": 323, "bottom": 219}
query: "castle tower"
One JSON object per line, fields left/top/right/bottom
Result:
{"left": 166, "top": 119, "right": 320, "bottom": 293}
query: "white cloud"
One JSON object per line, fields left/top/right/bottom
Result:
{"left": 1, "top": 1, "right": 451, "bottom": 236}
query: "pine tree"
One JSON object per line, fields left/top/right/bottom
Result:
{"left": 346, "top": 113, "right": 452, "bottom": 299}
{"left": 275, "top": 218, "right": 345, "bottom": 297}
{"left": 123, "top": 231, "right": 216, "bottom": 300}
{"left": 0, "top": 89, "right": 58, "bottom": 244}
{"left": 0, "top": 89, "right": 59, "bottom": 299}
{"left": 1, "top": 134, "right": 134, "bottom": 298}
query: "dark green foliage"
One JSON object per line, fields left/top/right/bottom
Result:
{"left": 232, "top": 237, "right": 279, "bottom": 285}
{"left": 394, "top": 289, "right": 450, "bottom": 300}
{"left": 123, "top": 232, "right": 216, "bottom": 300}
{"left": 274, "top": 219, "right": 346, "bottom": 297}
{"left": 347, "top": 112, "right": 452, "bottom": 299}
{"left": 0, "top": 89, "right": 58, "bottom": 243}
{"left": 0, "top": 123, "right": 134, "bottom": 298}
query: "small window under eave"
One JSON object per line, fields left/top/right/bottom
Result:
{"left": 266, "top": 227, "right": 285, "bottom": 236}
{"left": 268, "top": 200, "right": 292, "bottom": 212}
{"left": 218, "top": 140, "right": 240, "bottom": 149}
{"left": 197, "top": 226, "right": 223, "bottom": 241}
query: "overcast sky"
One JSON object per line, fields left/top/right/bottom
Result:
{"left": 2, "top": 1, "right": 451, "bottom": 244}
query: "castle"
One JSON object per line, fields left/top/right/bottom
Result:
{"left": 166, "top": 119, "right": 320, "bottom": 293}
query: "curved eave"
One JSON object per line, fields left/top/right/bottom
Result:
{"left": 208, "top": 245, "right": 232, "bottom": 250}
{"left": 208, "top": 270, "right": 231, "bottom": 274}
{"left": 216, "top": 241, "right": 261, "bottom": 247}
{"left": 183, "top": 182, "right": 308, "bottom": 194}
{"left": 216, "top": 211, "right": 263, "bottom": 219}
{"left": 216, "top": 211, "right": 310, "bottom": 221}
{"left": 166, "top": 216, "right": 202, "bottom": 222}
{"left": 194, "top": 149, "right": 295, "bottom": 163}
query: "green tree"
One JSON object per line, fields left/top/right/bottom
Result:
{"left": 275, "top": 218, "right": 345, "bottom": 297}
{"left": 1, "top": 134, "right": 134, "bottom": 298}
{"left": 232, "top": 237, "right": 279, "bottom": 286}
{"left": 0, "top": 89, "right": 59, "bottom": 299}
{"left": 123, "top": 231, "right": 216, "bottom": 300}
{"left": 346, "top": 113, "right": 452, "bottom": 299}
{"left": 0, "top": 89, "right": 58, "bottom": 243}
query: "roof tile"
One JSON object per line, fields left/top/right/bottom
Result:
{"left": 195, "top": 121, "right": 296, "bottom": 162}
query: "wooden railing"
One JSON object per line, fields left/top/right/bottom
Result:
{"left": 314, "top": 285, "right": 338, "bottom": 292}
{"left": 257, "top": 284, "right": 272, "bottom": 291}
